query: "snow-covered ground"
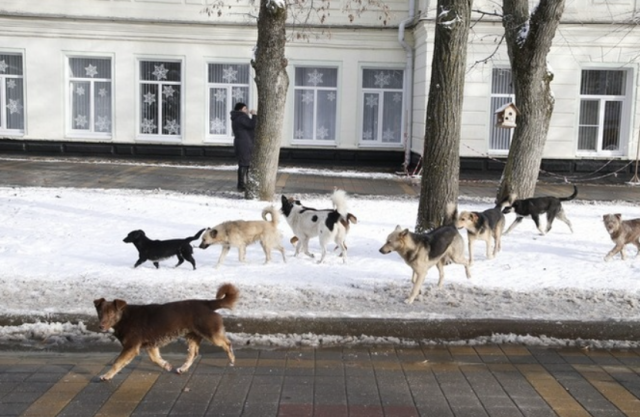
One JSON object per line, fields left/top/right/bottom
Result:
{"left": 1, "top": 184, "right": 639, "bottom": 349}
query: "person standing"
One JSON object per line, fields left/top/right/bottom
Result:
{"left": 230, "top": 102, "right": 257, "bottom": 191}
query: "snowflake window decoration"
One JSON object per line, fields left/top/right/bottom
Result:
{"left": 232, "top": 88, "right": 245, "bottom": 101}
{"left": 222, "top": 67, "right": 238, "bottom": 83}
{"left": 141, "top": 118, "right": 157, "bottom": 134}
{"left": 152, "top": 64, "right": 169, "bottom": 81}
{"left": 164, "top": 119, "right": 180, "bottom": 135}
{"left": 210, "top": 118, "right": 226, "bottom": 134}
{"left": 365, "top": 95, "right": 378, "bottom": 108}
{"left": 98, "top": 88, "right": 108, "bottom": 98}
{"left": 294, "top": 129, "right": 305, "bottom": 139}
{"left": 74, "top": 114, "right": 88, "bottom": 128}
{"left": 6, "top": 99, "right": 22, "bottom": 114}
{"left": 0, "top": 60, "right": 8, "bottom": 73}
{"left": 84, "top": 64, "right": 98, "bottom": 78}
{"left": 214, "top": 90, "right": 226, "bottom": 102}
{"left": 382, "top": 128, "right": 396, "bottom": 142}
{"left": 362, "top": 130, "right": 374, "bottom": 141}
{"left": 316, "top": 126, "right": 329, "bottom": 140}
{"left": 393, "top": 93, "right": 402, "bottom": 103}
{"left": 6, "top": 79, "right": 16, "bottom": 89}
{"left": 326, "top": 92, "right": 336, "bottom": 102}
{"left": 162, "top": 86, "right": 175, "bottom": 98}
{"left": 76, "top": 86, "right": 85, "bottom": 96}
{"left": 374, "top": 71, "right": 391, "bottom": 88}
{"left": 95, "top": 116, "right": 111, "bottom": 132}
{"left": 143, "top": 92, "right": 156, "bottom": 105}
{"left": 307, "top": 69, "right": 324, "bottom": 86}
{"left": 301, "top": 91, "right": 314, "bottom": 105}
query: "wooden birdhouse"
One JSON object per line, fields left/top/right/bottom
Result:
{"left": 495, "top": 102, "right": 519, "bottom": 128}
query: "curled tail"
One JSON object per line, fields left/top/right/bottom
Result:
{"left": 261, "top": 205, "right": 280, "bottom": 226}
{"left": 188, "top": 228, "right": 206, "bottom": 242}
{"left": 495, "top": 195, "right": 513, "bottom": 210}
{"left": 210, "top": 283, "right": 239, "bottom": 311}
{"left": 331, "top": 189, "right": 349, "bottom": 217}
{"left": 559, "top": 185, "right": 578, "bottom": 202}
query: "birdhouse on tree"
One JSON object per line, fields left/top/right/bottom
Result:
{"left": 495, "top": 102, "right": 519, "bottom": 128}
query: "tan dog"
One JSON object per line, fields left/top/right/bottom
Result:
{"left": 603, "top": 214, "right": 640, "bottom": 261}
{"left": 94, "top": 283, "right": 238, "bottom": 381}
{"left": 379, "top": 205, "right": 471, "bottom": 304}
{"left": 199, "top": 205, "right": 286, "bottom": 267}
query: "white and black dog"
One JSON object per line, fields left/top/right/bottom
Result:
{"left": 280, "top": 189, "right": 357, "bottom": 263}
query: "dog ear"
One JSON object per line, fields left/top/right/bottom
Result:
{"left": 400, "top": 229, "right": 410, "bottom": 237}
{"left": 394, "top": 225, "right": 402, "bottom": 232}
{"left": 114, "top": 299, "right": 127, "bottom": 311}
{"left": 210, "top": 229, "right": 218, "bottom": 238}
{"left": 470, "top": 213, "right": 478, "bottom": 221}
{"left": 93, "top": 298, "right": 105, "bottom": 308}
{"left": 615, "top": 214, "right": 622, "bottom": 220}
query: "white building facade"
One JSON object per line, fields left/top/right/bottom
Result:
{"left": 0, "top": 0, "right": 638, "bottom": 174}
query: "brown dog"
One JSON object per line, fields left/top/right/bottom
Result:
{"left": 93, "top": 283, "right": 238, "bottom": 381}
{"left": 199, "top": 205, "right": 286, "bottom": 267}
{"left": 602, "top": 214, "right": 640, "bottom": 261}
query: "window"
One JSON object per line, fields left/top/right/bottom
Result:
{"left": 578, "top": 70, "right": 628, "bottom": 154}
{"left": 293, "top": 66, "right": 338, "bottom": 142}
{"left": 139, "top": 60, "right": 182, "bottom": 139}
{"left": 207, "top": 63, "right": 251, "bottom": 141}
{"left": 0, "top": 53, "right": 25, "bottom": 134}
{"left": 489, "top": 68, "right": 514, "bottom": 152}
{"left": 361, "top": 69, "right": 403, "bottom": 145}
{"left": 68, "top": 57, "right": 112, "bottom": 136}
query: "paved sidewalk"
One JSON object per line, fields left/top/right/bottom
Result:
{"left": 3, "top": 345, "right": 640, "bottom": 417}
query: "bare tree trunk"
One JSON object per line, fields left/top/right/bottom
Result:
{"left": 416, "top": 0, "right": 472, "bottom": 232}
{"left": 247, "top": 0, "right": 289, "bottom": 201}
{"left": 497, "top": 0, "right": 565, "bottom": 201}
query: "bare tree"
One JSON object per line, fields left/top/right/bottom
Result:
{"left": 416, "top": 0, "right": 473, "bottom": 231}
{"left": 497, "top": 0, "right": 566, "bottom": 201}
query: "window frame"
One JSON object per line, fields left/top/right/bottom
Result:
{"left": 0, "top": 51, "right": 26, "bottom": 136}
{"left": 358, "top": 66, "right": 405, "bottom": 148}
{"left": 136, "top": 57, "right": 184, "bottom": 143}
{"left": 292, "top": 64, "right": 340, "bottom": 146}
{"left": 488, "top": 67, "right": 515, "bottom": 155}
{"left": 576, "top": 68, "right": 632, "bottom": 157}
{"left": 65, "top": 54, "right": 114, "bottom": 139}
{"left": 205, "top": 61, "right": 252, "bottom": 144}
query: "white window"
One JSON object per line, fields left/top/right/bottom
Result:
{"left": 138, "top": 60, "right": 182, "bottom": 140}
{"left": 0, "top": 53, "right": 25, "bottom": 134}
{"left": 68, "top": 57, "right": 112, "bottom": 136}
{"left": 578, "top": 70, "right": 629, "bottom": 155}
{"left": 489, "top": 68, "right": 514, "bottom": 152}
{"left": 207, "top": 63, "right": 251, "bottom": 141}
{"left": 361, "top": 69, "right": 403, "bottom": 145}
{"left": 293, "top": 66, "right": 338, "bottom": 143}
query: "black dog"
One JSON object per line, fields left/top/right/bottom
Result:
{"left": 123, "top": 229, "right": 205, "bottom": 269}
{"left": 502, "top": 185, "right": 577, "bottom": 235}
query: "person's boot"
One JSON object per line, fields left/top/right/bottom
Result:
{"left": 237, "top": 166, "right": 246, "bottom": 191}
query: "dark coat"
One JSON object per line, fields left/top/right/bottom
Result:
{"left": 230, "top": 110, "right": 257, "bottom": 167}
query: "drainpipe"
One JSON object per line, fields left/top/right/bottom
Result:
{"left": 398, "top": 0, "right": 417, "bottom": 171}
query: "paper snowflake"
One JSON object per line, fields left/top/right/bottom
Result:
{"left": 0, "top": 60, "right": 8, "bottom": 73}
{"left": 141, "top": 118, "right": 157, "bottom": 134}
{"left": 374, "top": 71, "right": 391, "bottom": 88}
{"left": 326, "top": 92, "right": 336, "bottom": 102}
{"left": 6, "top": 79, "right": 16, "bottom": 89}
{"left": 85, "top": 64, "right": 98, "bottom": 78}
{"left": 222, "top": 67, "right": 238, "bottom": 83}
{"left": 164, "top": 119, "right": 180, "bottom": 135}
{"left": 365, "top": 95, "right": 378, "bottom": 108}
{"left": 74, "top": 114, "right": 88, "bottom": 128}
{"left": 382, "top": 128, "right": 396, "bottom": 142}
{"left": 143, "top": 92, "right": 156, "bottom": 105}
{"left": 6, "top": 99, "right": 22, "bottom": 114}
{"left": 362, "top": 130, "right": 374, "bottom": 141}
{"left": 307, "top": 69, "right": 324, "bottom": 86}
{"left": 76, "top": 86, "right": 85, "bottom": 96}
{"left": 152, "top": 64, "right": 168, "bottom": 81}
{"left": 162, "top": 86, "right": 175, "bottom": 98}
{"left": 214, "top": 89, "right": 226, "bottom": 102}
{"left": 98, "top": 88, "right": 108, "bottom": 98}
{"left": 232, "top": 88, "right": 245, "bottom": 101}
{"left": 301, "top": 91, "right": 314, "bottom": 105}
{"left": 316, "top": 126, "right": 329, "bottom": 140}
{"left": 95, "top": 116, "right": 111, "bottom": 132}
{"left": 393, "top": 93, "right": 402, "bottom": 103}
{"left": 210, "top": 118, "right": 226, "bottom": 134}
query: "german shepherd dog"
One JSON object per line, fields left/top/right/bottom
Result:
{"left": 502, "top": 185, "right": 577, "bottom": 235}
{"left": 379, "top": 205, "right": 471, "bottom": 304}
{"left": 123, "top": 228, "right": 205, "bottom": 269}
{"left": 455, "top": 196, "right": 511, "bottom": 264}
{"left": 280, "top": 189, "right": 357, "bottom": 263}
{"left": 198, "top": 206, "right": 285, "bottom": 267}
{"left": 94, "top": 283, "right": 238, "bottom": 381}
{"left": 602, "top": 213, "right": 640, "bottom": 261}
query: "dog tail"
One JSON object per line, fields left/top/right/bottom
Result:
{"left": 443, "top": 202, "right": 458, "bottom": 226}
{"left": 261, "top": 205, "right": 280, "bottom": 226}
{"left": 495, "top": 194, "right": 514, "bottom": 210}
{"left": 559, "top": 185, "right": 578, "bottom": 202}
{"left": 211, "top": 283, "right": 239, "bottom": 311}
{"left": 188, "top": 228, "right": 206, "bottom": 242}
{"left": 331, "top": 189, "right": 349, "bottom": 217}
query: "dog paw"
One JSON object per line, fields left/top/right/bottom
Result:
{"left": 404, "top": 298, "right": 414, "bottom": 305}
{"left": 99, "top": 374, "right": 111, "bottom": 381}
